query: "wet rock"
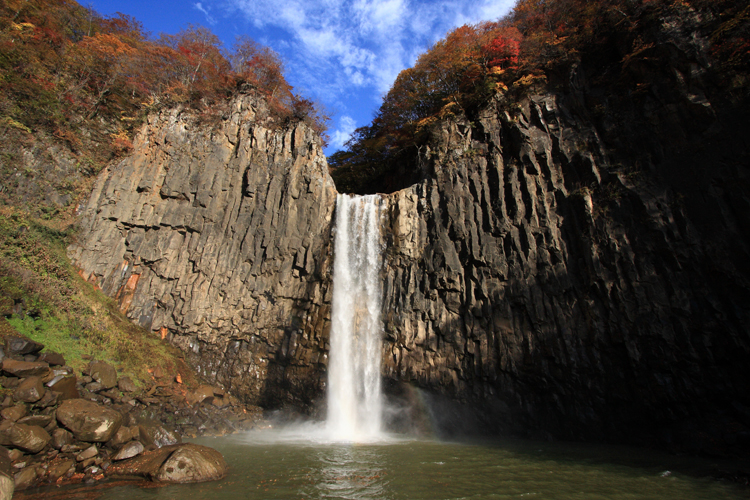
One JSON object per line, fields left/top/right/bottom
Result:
{"left": 52, "top": 428, "right": 73, "bottom": 450}
{"left": 0, "top": 445, "right": 12, "bottom": 500}
{"left": 10, "top": 424, "right": 51, "bottom": 453}
{"left": 87, "top": 361, "right": 117, "bottom": 390}
{"left": 112, "top": 440, "right": 144, "bottom": 461}
{"left": 118, "top": 377, "right": 137, "bottom": 393}
{"left": 13, "top": 466, "right": 37, "bottom": 491}
{"left": 1, "top": 359, "right": 50, "bottom": 379}
{"left": 35, "top": 389, "right": 59, "bottom": 408}
{"left": 138, "top": 422, "right": 178, "bottom": 449}
{"left": 107, "top": 426, "right": 134, "bottom": 448}
{"left": 106, "top": 445, "right": 175, "bottom": 477}
{"left": 84, "top": 381, "right": 104, "bottom": 393}
{"left": 13, "top": 376, "right": 45, "bottom": 403}
{"left": 155, "top": 444, "right": 227, "bottom": 483}
{"left": 0, "top": 405, "right": 26, "bottom": 422}
{"left": 187, "top": 385, "right": 214, "bottom": 406}
{"left": 5, "top": 336, "right": 44, "bottom": 356}
{"left": 17, "top": 415, "right": 52, "bottom": 428}
{"left": 76, "top": 445, "right": 98, "bottom": 462}
{"left": 46, "top": 458, "right": 74, "bottom": 482}
{"left": 37, "top": 352, "right": 65, "bottom": 367}
{"left": 46, "top": 375, "right": 78, "bottom": 400}
{"left": 0, "top": 421, "right": 12, "bottom": 447}
{"left": 56, "top": 399, "right": 122, "bottom": 442}
{"left": 107, "top": 443, "right": 226, "bottom": 484}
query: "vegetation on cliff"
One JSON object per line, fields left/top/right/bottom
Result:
{"left": 329, "top": 0, "right": 749, "bottom": 194}
{"left": 0, "top": 0, "right": 328, "bottom": 210}
{"left": 0, "top": 0, "right": 333, "bottom": 385}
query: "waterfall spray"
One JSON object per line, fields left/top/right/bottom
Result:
{"left": 327, "top": 193, "right": 385, "bottom": 441}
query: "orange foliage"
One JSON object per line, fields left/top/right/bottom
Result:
{"left": 0, "top": 0, "right": 328, "bottom": 165}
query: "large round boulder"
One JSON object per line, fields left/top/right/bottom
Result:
{"left": 155, "top": 444, "right": 227, "bottom": 483}
{"left": 107, "top": 443, "right": 227, "bottom": 484}
{"left": 56, "top": 399, "right": 122, "bottom": 442}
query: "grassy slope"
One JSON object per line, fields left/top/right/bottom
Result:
{"left": 0, "top": 207, "right": 194, "bottom": 386}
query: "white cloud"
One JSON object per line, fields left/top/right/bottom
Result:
{"left": 331, "top": 116, "right": 357, "bottom": 150}
{"left": 194, "top": 2, "right": 217, "bottom": 25}
{"left": 216, "top": 0, "right": 515, "bottom": 142}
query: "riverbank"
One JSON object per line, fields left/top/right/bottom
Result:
{"left": 0, "top": 333, "right": 262, "bottom": 496}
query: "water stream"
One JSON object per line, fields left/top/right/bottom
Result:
{"left": 327, "top": 193, "right": 385, "bottom": 442}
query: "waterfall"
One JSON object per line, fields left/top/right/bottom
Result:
{"left": 327, "top": 193, "right": 385, "bottom": 441}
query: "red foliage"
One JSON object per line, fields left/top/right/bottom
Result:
{"left": 483, "top": 34, "right": 521, "bottom": 69}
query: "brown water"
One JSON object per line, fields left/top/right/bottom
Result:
{"left": 29, "top": 428, "right": 748, "bottom": 500}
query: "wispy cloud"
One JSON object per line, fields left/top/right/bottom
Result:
{"left": 211, "top": 0, "right": 514, "bottom": 151}
{"left": 330, "top": 116, "right": 358, "bottom": 150}
{"left": 194, "top": 2, "right": 217, "bottom": 25}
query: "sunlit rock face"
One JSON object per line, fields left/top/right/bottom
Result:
{"left": 68, "top": 92, "right": 337, "bottom": 411}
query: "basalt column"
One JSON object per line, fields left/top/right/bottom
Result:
{"left": 68, "top": 93, "right": 338, "bottom": 410}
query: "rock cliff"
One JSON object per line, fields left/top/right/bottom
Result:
{"left": 70, "top": 46, "right": 750, "bottom": 455}
{"left": 381, "top": 63, "right": 750, "bottom": 452}
{"left": 68, "top": 92, "right": 337, "bottom": 410}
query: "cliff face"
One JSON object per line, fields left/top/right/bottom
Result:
{"left": 68, "top": 93, "right": 337, "bottom": 410}
{"left": 381, "top": 54, "right": 750, "bottom": 452}
{"left": 69, "top": 29, "right": 750, "bottom": 454}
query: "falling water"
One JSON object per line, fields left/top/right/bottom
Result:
{"left": 327, "top": 193, "right": 385, "bottom": 441}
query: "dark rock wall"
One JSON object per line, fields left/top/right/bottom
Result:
{"left": 381, "top": 81, "right": 750, "bottom": 452}
{"left": 68, "top": 94, "right": 337, "bottom": 410}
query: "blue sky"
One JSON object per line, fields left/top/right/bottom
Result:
{"left": 85, "top": 0, "right": 516, "bottom": 154}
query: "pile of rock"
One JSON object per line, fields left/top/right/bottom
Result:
{"left": 0, "top": 335, "right": 261, "bottom": 496}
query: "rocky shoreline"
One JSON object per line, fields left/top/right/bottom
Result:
{"left": 0, "top": 334, "right": 262, "bottom": 498}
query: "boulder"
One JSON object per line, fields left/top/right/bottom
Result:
{"left": 84, "top": 381, "right": 104, "bottom": 393}
{"left": 13, "top": 376, "right": 44, "bottom": 403}
{"left": 35, "top": 389, "right": 59, "bottom": 408}
{"left": 51, "top": 428, "right": 73, "bottom": 450}
{"left": 0, "top": 405, "right": 26, "bottom": 422}
{"left": 13, "top": 466, "right": 37, "bottom": 491}
{"left": 112, "top": 440, "right": 144, "bottom": 461}
{"left": 187, "top": 385, "right": 214, "bottom": 406}
{"left": 10, "top": 424, "right": 51, "bottom": 453}
{"left": 1, "top": 359, "right": 49, "bottom": 378}
{"left": 107, "top": 443, "right": 226, "bottom": 484}
{"left": 0, "top": 445, "right": 12, "bottom": 500}
{"left": 139, "top": 422, "right": 178, "bottom": 449}
{"left": 106, "top": 445, "right": 175, "bottom": 478}
{"left": 0, "top": 422, "right": 12, "bottom": 447}
{"left": 118, "top": 376, "right": 138, "bottom": 393}
{"left": 107, "top": 426, "right": 134, "bottom": 448}
{"left": 155, "top": 444, "right": 227, "bottom": 483}
{"left": 56, "top": 399, "right": 122, "bottom": 442}
{"left": 46, "top": 458, "right": 74, "bottom": 482}
{"left": 76, "top": 445, "right": 98, "bottom": 461}
{"left": 17, "top": 415, "right": 52, "bottom": 428}
{"left": 5, "top": 336, "right": 43, "bottom": 356}
{"left": 87, "top": 361, "right": 117, "bottom": 390}
{"left": 46, "top": 375, "right": 78, "bottom": 400}
{"left": 37, "top": 352, "right": 65, "bottom": 366}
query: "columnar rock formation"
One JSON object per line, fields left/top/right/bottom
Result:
{"left": 70, "top": 74, "right": 750, "bottom": 454}
{"left": 382, "top": 88, "right": 750, "bottom": 450}
{"left": 68, "top": 93, "right": 337, "bottom": 410}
